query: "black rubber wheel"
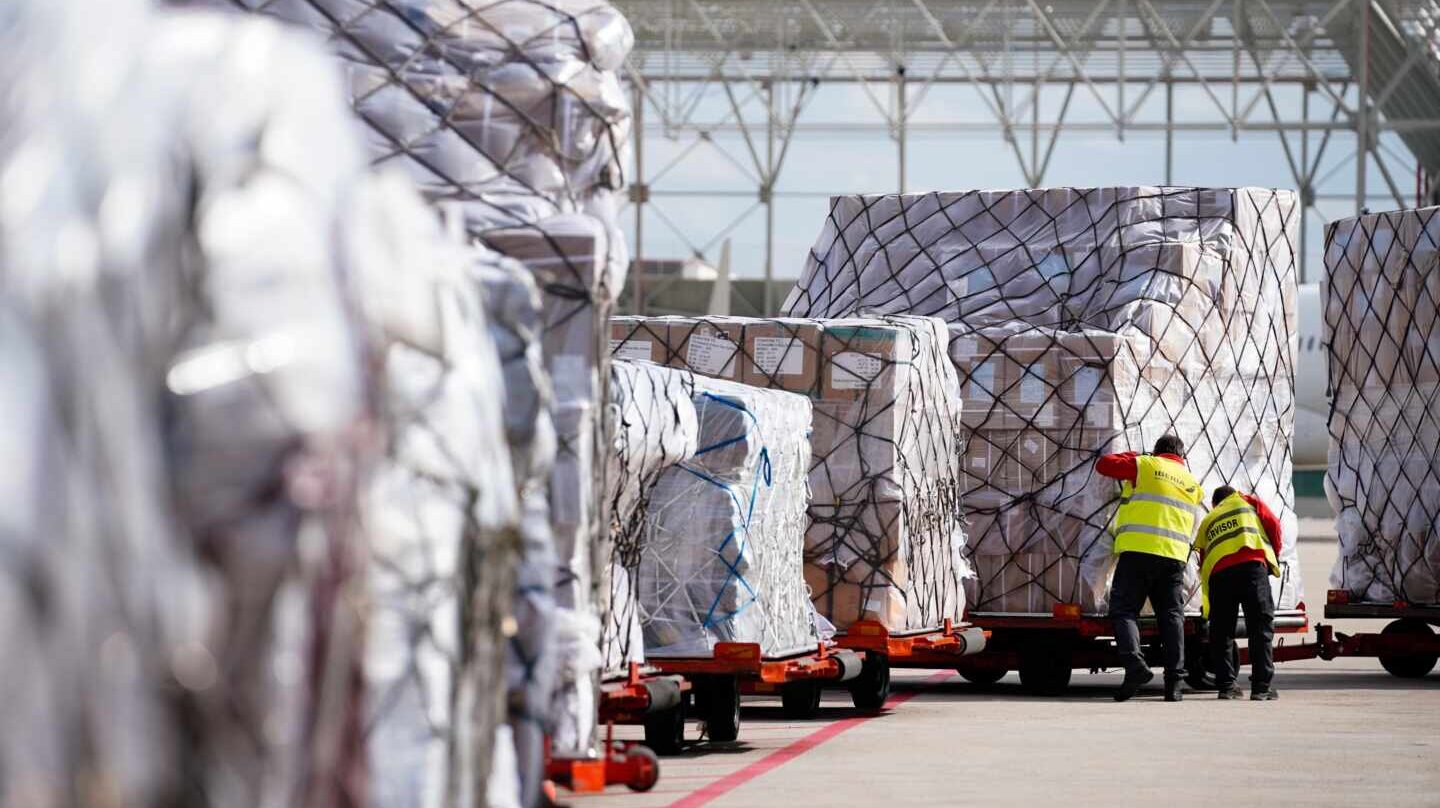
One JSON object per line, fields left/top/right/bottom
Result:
{"left": 642, "top": 703, "right": 685, "bottom": 756}
{"left": 780, "top": 682, "right": 822, "bottom": 719}
{"left": 699, "top": 677, "right": 741, "bottom": 742}
{"left": 1018, "top": 644, "right": 1073, "bottom": 696}
{"left": 624, "top": 744, "right": 660, "bottom": 792}
{"left": 848, "top": 653, "right": 891, "bottom": 710}
{"left": 957, "top": 667, "right": 1007, "bottom": 686}
{"left": 1378, "top": 619, "right": 1438, "bottom": 679}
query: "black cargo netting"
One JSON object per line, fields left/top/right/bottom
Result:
{"left": 783, "top": 188, "right": 1303, "bottom": 615}
{"left": 1325, "top": 206, "right": 1440, "bottom": 605}
{"left": 609, "top": 315, "right": 968, "bottom": 634}
{"left": 602, "top": 360, "right": 697, "bottom": 668}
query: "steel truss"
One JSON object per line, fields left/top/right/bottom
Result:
{"left": 613, "top": 0, "right": 1440, "bottom": 313}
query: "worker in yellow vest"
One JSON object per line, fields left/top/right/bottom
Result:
{"left": 1195, "top": 485, "right": 1283, "bottom": 701}
{"left": 1097, "top": 434, "right": 1205, "bottom": 702}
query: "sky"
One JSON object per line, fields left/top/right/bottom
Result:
{"left": 621, "top": 78, "right": 1427, "bottom": 288}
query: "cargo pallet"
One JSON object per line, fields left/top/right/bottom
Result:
{"left": 643, "top": 642, "right": 868, "bottom": 755}
{"left": 543, "top": 664, "right": 685, "bottom": 795}
{"left": 955, "top": 603, "right": 1311, "bottom": 695}
{"left": 833, "top": 618, "right": 988, "bottom": 705}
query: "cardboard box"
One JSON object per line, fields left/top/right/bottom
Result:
{"left": 665, "top": 317, "right": 745, "bottom": 381}
{"left": 742, "top": 318, "right": 822, "bottom": 394}
{"left": 610, "top": 316, "right": 669, "bottom": 365}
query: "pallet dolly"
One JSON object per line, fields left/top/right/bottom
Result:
{"left": 543, "top": 664, "right": 685, "bottom": 795}
{"left": 643, "top": 641, "right": 867, "bottom": 755}
{"left": 834, "top": 618, "right": 989, "bottom": 707}
{"left": 1243, "top": 590, "right": 1440, "bottom": 677}
{"left": 955, "top": 603, "right": 1312, "bottom": 695}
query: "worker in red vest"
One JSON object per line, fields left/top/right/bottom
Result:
{"left": 1195, "top": 485, "right": 1283, "bottom": 700}
{"left": 1097, "top": 434, "right": 1205, "bottom": 702}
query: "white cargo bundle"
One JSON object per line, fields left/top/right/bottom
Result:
{"left": 604, "top": 361, "right": 701, "bottom": 669}
{"left": 786, "top": 187, "right": 1303, "bottom": 615}
{"left": 1325, "top": 206, "right": 1440, "bottom": 605}
{"left": 638, "top": 376, "right": 820, "bottom": 658}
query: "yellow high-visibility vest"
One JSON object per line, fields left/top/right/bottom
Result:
{"left": 1112, "top": 455, "right": 1204, "bottom": 563}
{"left": 1194, "top": 492, "right": 1280, "bottom": 617}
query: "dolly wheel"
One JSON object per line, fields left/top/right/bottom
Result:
{"left": 700, "top": 677, "right": 741, "bottom": 742}
{"left": 1018, "top": 645, "right": 1073, "bottom": 696}
{"left": 624, "top": 745, "right": 660, "bottom": 792}
{"left": 849, "top": 654, "right": 891, "bottom": 710}
{"left": 642, "top": 703, "right": 685, "bottom": 756}
{"left": 1379, "top": 619, "right": 1438, "bottom": 679}
{"left": 957, "top": 667, "right": 1007, "bottom": 686}
{"left": 780, "top": 682, "right": 822, "bottom": 719}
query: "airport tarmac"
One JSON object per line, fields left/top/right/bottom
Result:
{"left": 570, "top": 509, "right": 1440, "bottom": 807}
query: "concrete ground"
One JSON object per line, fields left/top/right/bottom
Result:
{"left": 572, "top": 506, "right": 1440, "bottom": 807}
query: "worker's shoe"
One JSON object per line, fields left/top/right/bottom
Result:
{"left": 1163, "top": 680, "right": 1183, "bottom": 702}
{"left": 1250, "top": 688, "right": 1279, "bottom": 701}
{"left": 1216, "top": 685, "right": 1245, "bottom": 700}
{"left": 1114, "top": 668, "right": 1154, "bottom": 702}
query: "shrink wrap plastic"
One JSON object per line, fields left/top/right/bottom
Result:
{"left": 234, "top": 0, "right": 636, "bottom": 762}
{"left": 638, "top": 376, "right": 821, "bottom": 658}
{"left": 610, "top": 315, "right": 968, "bottom": 633}
{"left": 603, "top": 361, "right": 700, "bottom": 668}
{"left": 785, "top": 188, "right": 1302, "bottom": 615}
{"left": 1, "top": 4, "right": 378, "bottom": 805}
{"left": 1325, "top": 207, "right": 1440, "bottom": 605}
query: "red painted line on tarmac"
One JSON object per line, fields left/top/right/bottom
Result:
{"left": 669, "top": 671, "right": 954, "bottom": 808}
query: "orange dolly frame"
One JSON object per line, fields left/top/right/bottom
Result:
{"left": 951, "top": 602, "right": 1312, "bottom": 695}
{"left": 545, "top": 663, "right": 689, "bottom": 795}
{"left": 1229, "top": 590, "right": 1440, "bottom": 677}
{"left": 833, "top": 618, "right": 990, "bottom": 706}
{"left": 643, "top": 641, "right": 867, "bottom": 755}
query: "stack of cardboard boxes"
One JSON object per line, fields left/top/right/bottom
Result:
{"left": 785, "top": 187, "right": 1303, "bottom": 616}
{"left": 610, "top": 315, "right": 968, "bottom": 634}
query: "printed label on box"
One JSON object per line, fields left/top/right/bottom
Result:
{"left": 1072, "top": 367, "right": 1102, "bottom": 404}
{"left": 753, "top": 336, "right": 805, "bottom": 376}
{"left": 830, "top": 351, "right": 883, "bottom": 390}
{"left": 610, "top": 339, "right": 654, "bottom": 363}
{"left": 1019, "top": 370, "right": 1048, "bottom": 405}
{"left": 968, "top": 361, "right": 997, "bottom": 400}
{"left": 686, "top": 333, "right": 737, "bottom": 376}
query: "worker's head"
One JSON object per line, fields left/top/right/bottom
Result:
{"left": 1211, "top": 485, "right": 1236, "bottom": 507}
{"left": 1152, "top": 434, "right": 1185, "bottom": 458}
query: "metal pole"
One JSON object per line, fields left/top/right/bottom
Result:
{"left": 1165, "top": 82, "right": 1174, "bottom": 184}
{"left": 898, "top": 71, "right": 908, "bottom": 193}
{"left": 1300, "top": 82, "right": 1310, "bottom": 284}
{"left": 764, "top": 79, "right": 776, "bottom": 316}
{"left": 1356, "top": 0, "right": 1370, "bottom": 216}
{"left": 632, "top": 81, "right": 646, "bottom": 314}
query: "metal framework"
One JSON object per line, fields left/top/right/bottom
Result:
{"left": 613, "top": 0, "right": 1440, "bottom": 313}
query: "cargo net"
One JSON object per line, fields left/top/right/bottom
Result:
{"left": 231, "top": 0, "right": 636, "bottom": 759}
{"left": 1325, "top": 206, "right": 1440, "bottom": 605}
{"left": 609, "top": 315, "right": 968, "bottom": 634}
{"left": 784, "top": 188, "right": 1303, "bottom": 615}
{"left": 636, "top": 374, "right": 821, "bottom": 658}
{"left": 603, "top": 360, "right": 698, "bottom": 669}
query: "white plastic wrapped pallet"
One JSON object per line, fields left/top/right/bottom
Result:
{"left": 604, "top": 361, "right": 701, "bottom": 669}
{"left": 476, "top": 261, "right": 558, "bottom": 808}
{"left": 639, "top": 376, "right": 821, "bottom": 658}
{"left": 785, "top": 187, "right": 1303, "bottom": 616}
{"left": 1325, "top": 206, "right": 1440, "bottom": 605}
{"left": 1, "top": 2, "right": 373, "bottom": 805}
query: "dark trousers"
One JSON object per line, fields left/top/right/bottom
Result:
{"left": 1110, "top": 551, "right": 1187, "bottom": 682}
{"left": 1208, "top": 561, "right": 1276, "bottom": 693}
